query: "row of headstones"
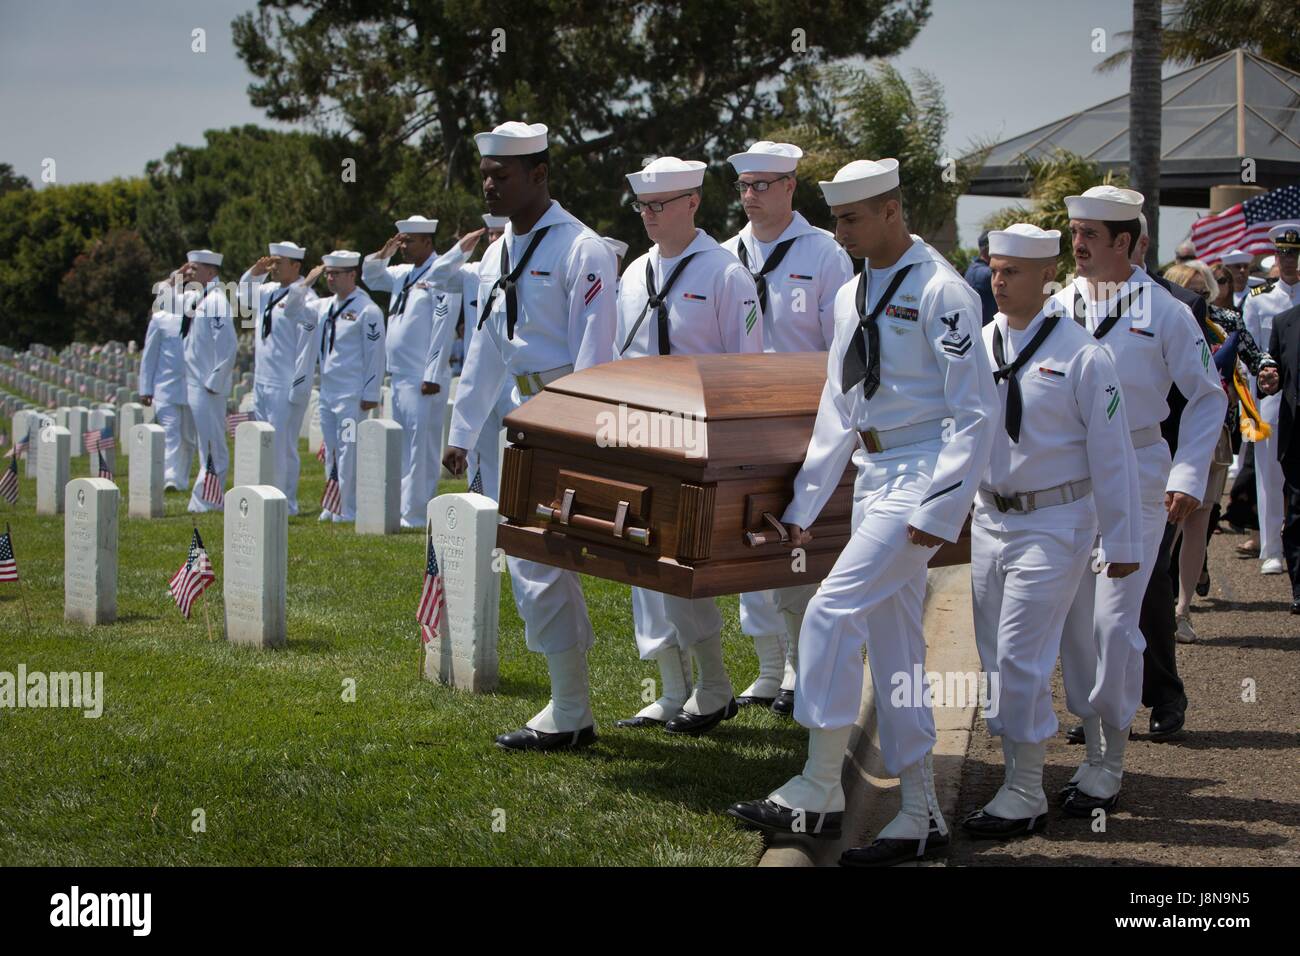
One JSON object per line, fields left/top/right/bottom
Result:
{"left": 8, "top": 348, "right": 138, "bottom": 396}
{"left": 61, "top": 477, "right": 499, "bottom": 689}
{"left": 0, "top": 361, "right": 135, "bottom": 409}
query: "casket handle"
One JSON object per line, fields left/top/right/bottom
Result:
{"left": 744, "top": 512, "right": 790, "bottom": 548}
{"left": 536, "top": 489, "right": 652, "bottom": 546}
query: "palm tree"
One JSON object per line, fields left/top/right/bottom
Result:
{"left": 1098, "top": 1, "right": 1300, "bottom": 73}
{"left": 1131, "top": 0, "right": 1162, "bottom": 273}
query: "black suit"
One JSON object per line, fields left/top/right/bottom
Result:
{"left": 1267, "top": 303, "right": 1300, "bottom": 601}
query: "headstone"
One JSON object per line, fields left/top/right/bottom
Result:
{"left": 67, "top": 407, "right": 89, "bottom": 457}
{"left": 233, "top": 421, "right": 276, "bottom": 486}
{"left": 423, "top": 492, "right": 501, "bottom": 692}
{"left": 307, "top": 398, "right": 323, "bottom": 456}
{"left": 118, "top": 402, "right": 148, "bottom": 455}
{"left": 36, "top": 425, "right": 71, "bottom": 515}
{"left": 114, "top": 386, "right": 130, "bottom": 405}
{"left": 356, "top": 419, "right": 401, "bottom": 535}
{"left": 300, "top": 389, "right": 318, "bottom": 439}
{"left": 128, "top": 424, "right": 165, "bottom": 518}
{"left": 64, "top": 477, "right": 119, "bottom": 626}
{"left": 223, "top": 485, "right": 288, "bottom": 649}
{"left": 381, "top": 382, "right": 394, "bottom": 420}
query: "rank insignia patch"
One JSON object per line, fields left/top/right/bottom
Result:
{"left": 939, "top": 312, "right": 972, "bottom": 358}
{"left": 1105, "top": 383, "right": 1120, "bottom": 420}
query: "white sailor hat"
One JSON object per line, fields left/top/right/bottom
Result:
{"left": 626, "top": 156, "right": 707, "bottom": 195}
{"left": 1260, "top": 255, "right": 1277, "bottom": 271}
{"left": 1267, "top": 222, "right": 1300, "bottom": 251}
{"left": 1219, "top": 249, "right": 1252, "bottom": 265}
{"left": 321, "top": 250, "right": 361, "bottom": 268}
{"left": 728, "top": 141, "right": 803, "bottom": 175}
{"left": 395, "top": 215, "right": 438, "bottom": 234}
{"left": 474, "top": 121, "right": 548, "bottom": 157}
{"left": 988, "top": 223, "right": 1061, "bottom": 259}
{"left": 603, "top": 236, "right": 629, "bottom": 260}
{"left": 482, "top": 214, "right": 510, "bottom": 229}
{"left": 818, "top": 159, "right": 900, "bottom": 207}
{"left": 186, "top": 249, "right": 223, "bottom": 267}
{"left": 1064, "top": 185, "right": 1144, "bottom": 221}
{"left": 268, "top": 241, "right": 306, "bottom": 259}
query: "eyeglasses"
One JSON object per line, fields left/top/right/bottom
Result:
{"left": 733, "top": 175, "right": 791, "bottom": 195}
{"left": 629, "top": 192, "right": 695, "bottom": 214}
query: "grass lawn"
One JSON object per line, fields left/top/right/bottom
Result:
{"left": 0, "top": 435, "right": 801, "bottom": 866}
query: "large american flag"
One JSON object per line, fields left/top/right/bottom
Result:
{"left": 0, "top": 453, "right": 17, "bottom": 505}
{"left": 416, "top": 531, "right": 446, "bottom": 643}
{"left": 0, "top": 528, "right": 18, "bottom": 582}
{"left": 201, "top": 451, "right": 224, "bottom": 506}
{"left": 320, "top": 457, "right": 341, "bottom": 515}
{"left": 1191, "top": 185, "right": 1300, "bottom": 261}
{"left": 168, "top": 528, "right": 215, "bottom": 617}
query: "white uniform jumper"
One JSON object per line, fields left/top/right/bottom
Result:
{"left": 183, "top": 279, "right": 238, "bottom": 512}
{"left": 1053, "top": 268, "right": 1226, "bottom": 796}
{"left": 362, "top": 250, "right": 456, "bottom": 527}
{"left": 288, "top": 286, "right": 386, "bottom": 522}
{"left": 446, "top": 201, "right": 619, "bottom": 735}
{"left": 721, "top": 212, "right": 854, "bottom": 702}
{"left": 139, "top": 309, "right": 196, "bottom": 490}
{"left": 1244, "top": 279, "right": 1300, "bottom": 564}
{"left": 617, "top": 228, "right": 763, "bottom": 719}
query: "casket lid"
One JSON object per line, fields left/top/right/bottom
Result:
{"left": 546, "top": 354, "right": 827, "bottom": 420}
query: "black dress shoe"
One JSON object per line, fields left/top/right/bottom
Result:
{"left": 839, "top": 824, "right": 949, "bottom": 867}
{"left": 1065, "top": 724, "right": 1085, "bottom": 744}
{"left": 1062, "top": 788, "right": 1119, "bottom": 817}
{"left": 1149, "top": 696, "right": 1187, "bottom": 738}
{"left": 726, "top": 798, "right": 842, "bottom": 838}
{"left": 494, "top": 725, "right": 596, "bottom": 752}
{"left": 663, "top": 697, "right": 738, "bottom": 736}
{"left": 736, "top": 694, "right": 776, "bottom": 708}
{"left": 770, "top": 689, "right": 795, "bottom": 716}
{"left": 1195, "top": 570, "right": 1210, "bottom": 597}
{"left": 1057, "top": 782, "right": 1079, "bottom": 805}
{"left": 614, "top": 715, "right": 666, "bottom": 729}
{"left": 961, "top": 808, "right": 1048, "bottom": 840}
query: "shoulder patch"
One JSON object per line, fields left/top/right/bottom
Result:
{"left": 1105, "top": 383, "right": 1121, "bottom": 420}
{"left": 938, "top": 311, "right": 972, "bottom": 358}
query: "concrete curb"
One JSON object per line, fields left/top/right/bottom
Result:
{"left": 757, "top": 563, "right": 981, "bottom": 867}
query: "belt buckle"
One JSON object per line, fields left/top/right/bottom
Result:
{"left": 516, "top": 372, "right": 541, "bottom": 397}
{"left": 993, "top": 492, "right": 1014, "bottom": 513}
{"left": 862, "top": 428, "right": 883, "bottom": 453}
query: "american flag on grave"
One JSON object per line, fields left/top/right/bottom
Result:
{"left": 226, "top": 411, "right": 253, "bottom": 437}
{"left": 320, "top": 457, "right": 342, "bottom": 515}
{"left": 416, "top": 531, "right": 446, "bottom": 644}
{"left": 97, "top": 449, "right": 113, "bottom": 481}
{"left": 0, "top": 452, "right": 18, "bottom": 505}
{"left": 316, "top": 442, "right": 327, "bottom": 464}
{"left": 168, "top": 528, "right": 215, "bottom": 617}
{"left": 0, "top": 527, "right": 18, "bottom": 582}
{"left": 469, "top": 469, "right": 483, "bottom": 495}
{"left": 201, "top": 451, "right": 224, "bottom": 506}
{"left": 84, "top": 427, "right": 101, "bottom": 454}
{"left": 15, "top": 423, "right": 30, "bottom": 460}
{"left": 1191, "top": 185, "right": 1300, "bottom": 261}
{"left": 89, "top": 426, "right": 114, "bottom": 452}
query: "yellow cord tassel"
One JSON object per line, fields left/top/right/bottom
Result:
{"left": 1237, "top": 371, "right": 1271, "bottom": 442}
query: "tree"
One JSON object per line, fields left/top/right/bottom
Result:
{"left": 1098, "top": 0, "right": 1300, "bottom": 74}
{"left": 0, "top": 163, "right": 31, "bottom": 197}
{"left": 59, "top": 229, "right": 157, "bottom": 344}
{"left": 1131, "top": 0, "right": 1162, "bottom": 273}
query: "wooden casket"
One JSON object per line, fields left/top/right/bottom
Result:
{"left": 497, "top": 354, "right": 969, "bottom": 598}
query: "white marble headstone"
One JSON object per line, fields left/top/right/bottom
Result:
{"left": 223, "top": 485, "right": 288, "bottom": 649}
{"left": 233, "top": 421, "right": 276, "bottom": 487}
{"left": 118, "top": 402, "right": 148, "bottom": 455}
{"left": 36, "top": 424, "right": 71, "bottom": 515}
{"left": 64, "top": 477, "right": 119, "bottom": 625}
{"left": 423, "top": 492, "right": 500, "bottom": 692}
{"left": 66, "top": 407, "right": 89, "bottom": 457}
{"left": 355, "top": 419, "right": 401, "bottom": 535}
{"left": 128, "top": 424, "right": 165, "bottom": 518}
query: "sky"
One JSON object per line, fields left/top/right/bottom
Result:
{"left": 0, "top": 0, "right": 1202, "bottom": 259}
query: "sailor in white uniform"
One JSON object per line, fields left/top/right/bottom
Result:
{"left": 728, "top": 159, "right": 997, "bottom": 866}
{"left": 238, "top": 241, "right": 316, "bottom": 514}
{"left": 1053, "top": 187, "right": 1226, "bottom": 817}
{"left": 179, "top": 249, "right": 238, "bottom": 513}
{"left": 1243, "top": 224, "right": 1300, "bottom": 576}
{"left": 139, "top": 282, "right": 196, "bottom": 490}
{"left": 613, "top": 156, "right": 762, "bottom": 734}
{"left": 961, "top": 224, "right": 1141, "bottom": 840}
{"left": 441, "top": 122, "right": 619, "bottom": 752}
{"left": 285, "top": 252, "right": 386, "bottom": 522}
{"left": 363, "top": 216, "right": 453, "bottom": 528}
{"left": 721, "top": 140, "right": 854, "bottom": 716}
{"left": 1220, "top": 249, "right": 1253, "bottom": 311}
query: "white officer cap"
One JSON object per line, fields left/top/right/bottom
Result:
{"left": 626, "top": 156, "right": 707, "bottom": 195}
{"left": 482, "top": 214, "right": 510, "bottom": 229}
{"left": 1064, "top": 185, "right": 1144, "bottom": 222}
{"left": 727, "top": 141, "right": 803, "bottom": 175}
{"left": 988, "top": 223, "right": 1061, "bottom": 259}
{"left": 1219, "top": 249, "right": 1252, "bottom": 265}
{"left": 1248, "top": 276, "right": 1266, "bottom": 288}
{"left": 396, "top": 215, "right": 438, "bottom": 234}
{"left": 321, "top": 250, "right": 361, "bottom": 268}
{"left": 186, "top": 249, "right": 223, "bottom": 267}
{"left": 1267, "top": 222, "right": 1300, "bottom": 251}
{"left": 268, "top": 241, "right": 306, "bottom": 259}
{"left": 603, "top": 237, "right": 629, "bottom": 260}
{"left": 818, "top": 159, "right": 900, "bottom": 207}
{"left": 474, "top": 121, "right": 548, "bottom": 157}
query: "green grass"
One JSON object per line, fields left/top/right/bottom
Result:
{"left": 0, "top": 440, "right": 800, "bottom": 866}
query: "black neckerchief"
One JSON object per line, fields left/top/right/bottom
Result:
{"left": 262, "top": 285, "right": 291, "bottom": 341}
{"left": 736, "top": 235, "right": 798, "bottom": 322}
{"left": 475, "top": 228, "right": 551, "bottom": 339}
{"left": 992, "top": 312, "right": 1063, "bottom": 442}
{"left": 322, "top": 293, "right": 357, "bottom": 355}
{"left": 620, "top": 252, "right": 699, "bottom": 355}
{"left": 842, "top": 263, "right": 915, "bottom": 397}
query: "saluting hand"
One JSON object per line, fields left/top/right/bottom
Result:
{"left": 379, "top": 234, "right": 404, "bottom": 259}
{"left": 249, "top": 256, "right": 275, "bottom": 277}
{"left": 459, "top": 228, "right": 487, "bottom": 254}
{"left": 304, "top": 264, "right": 326, "bottom": 287}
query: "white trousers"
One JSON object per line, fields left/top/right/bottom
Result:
{"left": 187, "top": 385, "right": 227, "bottom": 512}
{"left": 391, "top": 378, "right": 447, "bottom": 527}
{"left": 468, "top": 394, "right": 507, "bottom": 500}
{"left": 632, "top": 587, "right": 678, "bottom": 659}
{"left": 252, "top": 382, "right": 300, "bottom": 515}
{"left": 1059, "top": 445, "right": 1170, "bottom": 729}
{"left": 319, "top": 393, "right": 362, "bottom": 521}
{"left": 283, "top": 397, "right": 310, "bottom": 515}
{"left": 795, "top": 466, "right": 939, "bottom": 778}
{"left": 971, "top": 522, "right": 1095, "bottom": 743}
{"left": 154, "top": 401, "right": 195, "bottom": 490}
{"left": 508, "top": 557, "right": 595, "bottom": 655}
{"left": 1256, "top": 393, "right": 1284, "bottom": 561}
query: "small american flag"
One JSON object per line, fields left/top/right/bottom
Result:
{"left": 320, "top": 457, "right": 342, "bottom": 515}
{"left": 97, "top": 449, "right": 114, "bottom": 481}
{"left": 201, "top": 451, "right": 224, "bottom": 506}
{"left": 316, "top": 442, "right": 327, "bottom": 464}
{"left": 15, "top": 424, "right": 30, "bottom": 460}
{"left": 1191, "top": 185, "right": 1300, "bottom": 261}
{"left": 469, "top": 469, "right": 484, "bottom": 494}
{"left": 226, "top": 411, "right": 253, "bottom": 437}
{"left": 0, "top": 453, "right": 18, "bottom": 505}
{"left": 168, "top": 528, "right": 215, "bottom": 617}
{"left": 416, "top": 531, "right": 446, "bottom": 643}
{"left": 0, "top": 528, "right": 18, "bottom": 582}
{"left": 95, "top": 427, "right": 115, "bottom": 452}
{"left": 84, "top": 428, "right": 101, "bottom": 453}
